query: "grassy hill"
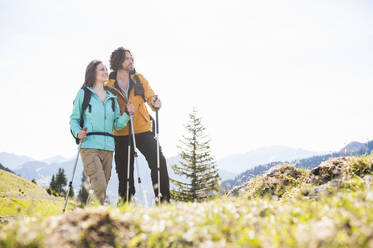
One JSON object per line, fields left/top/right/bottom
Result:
{"left": 223, "top": 140, "right": 373, "bottom": 191}
{"left": 0, "top": 169, "right": 77, "bottom": 220}
{"left": 0, "top": 163, "right": 13, "bottom": 174}
{"left": 0, "top": 155, "right": 372, "bottom": 247}
{"left": 0, "top": 169, "right": 51, "bottom": 198}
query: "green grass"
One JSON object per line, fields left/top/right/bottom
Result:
{"left": 0, "top": 169, "right": 50, "bottom": 198}
{"left": 0, "top": 169, "right": 78, "bottom": 220}
{"left": 1, "top": 185, "right": 372, "bottom": 247}
{"left": 0, "top": 156, "right": 372, "bottom": 247}
{"left": 0, "top": 198, "right": 76, "bottom": 218}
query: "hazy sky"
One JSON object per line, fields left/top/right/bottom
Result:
{"left": 0, "top": 0, "right": 372, "bottom": 160}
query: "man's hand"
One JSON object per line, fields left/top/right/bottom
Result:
{"left": 152, "top": 96, "right": 162, "bottom": 110}
{"left": 78, "top": 127, "right": 88, "bottom": 142}
{"left": 127, "top": 101, "right": 135, "bottom": 116}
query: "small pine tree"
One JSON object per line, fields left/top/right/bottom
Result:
{"left": 68, "top": 186, "right": 75, "bottom": 198}
{"left": 50, "top": 175, "right": 56, "bottom": 189}
{"left": 47, "top": 175, "right": 57, "bottom": 195}
{"left": 78, "top": 172, "right": 89, "bottom": 206}
{"left": 171, "top": 108, "right": 220, "bottom": 202}
{"left": 55, "top": 168, "right": 67, "bottom": 196}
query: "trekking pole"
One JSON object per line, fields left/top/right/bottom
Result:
{"left": 154, "top": 96, "right": 162, "bottom": 203}
{"left": 126, "top": 121, "right": 132, "bottom": 203}
{"left": 63, "top": 128, "right": 86, "bottom": 213}
{"left": 129, "top": 115, "right": 143, "bottom": 203}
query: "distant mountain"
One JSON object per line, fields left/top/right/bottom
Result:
{"left": 0, "top": 152, "right": 33, "bottom": 170}
{"left": 339, "top": 141, "right": 365, "bottom": 154}
{"left": 167, "top": 155, "right": 237, "bottom": 182}
{"left": 217, "top": 146, "right": 320, "bottom": 174}
{"left": 223, "top": 141, "right": 372, "bottom": 190}
{"left": 218, "top": 169, "right": 237, "bottom": 181}
{"left": 222, "top": 161, "right": 282, "bottom": 191}
{"left": 14, "top": 161, "right": 48, "bottom": 180}
{"left": 43, "top": 155, "right": 68, "bottom": 165}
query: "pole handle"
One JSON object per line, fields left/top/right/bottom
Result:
{"left": 153, "top": 95, "right": 160, "bottom": 111}
{"left": 78, "top": 127, "right": 88, "bottom": 144}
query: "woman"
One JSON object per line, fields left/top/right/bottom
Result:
{"left": 70, "top": 60, "right": 134, "bottom": 205}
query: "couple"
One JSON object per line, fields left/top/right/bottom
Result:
{"left": 70, "top": 47, "right": 170, "bottom": 205}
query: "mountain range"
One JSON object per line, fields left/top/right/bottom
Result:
{"left": 217, "top": 146, "right": 320, "bottom": 174}
{"left": 0, "top": 145, "right": 324, "bottom": 204}
{"left": 0, "top": 152, "right": 238, "bottom": 205}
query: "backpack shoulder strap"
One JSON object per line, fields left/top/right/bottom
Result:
{"left": 111, "top": 98, "right": 115, "bottom": 112}
{"left": 133, "top": 74, "right": 146, "bottom": 102}
{"left": 71, "top": 87, "right": 91, "bottom": 144}
{"left": 104, "top": 86, "right": 116, "bottom": 113}
{"left": 80, "top": 87, "right": 92, "bottom": 128}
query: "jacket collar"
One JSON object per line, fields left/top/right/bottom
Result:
{"left": 110, "top": 71, "right": 135, "bottom": 96}
{"left": 86, "top": 86, "right": 116, "bottom": 99}
{"left": 109, "top": 69, "right": 136, "bottom": 80}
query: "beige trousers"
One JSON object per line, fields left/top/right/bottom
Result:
{"left": 80, "top": 148, "right": 113, "bottom": 205}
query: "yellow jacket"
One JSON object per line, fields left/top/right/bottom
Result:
{"left": 105, "top": 72, "right": 156, "bottom": 136}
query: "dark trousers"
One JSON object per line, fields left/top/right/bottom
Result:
{"left": 114, "top": 131, "right": 170, "bottom": 203}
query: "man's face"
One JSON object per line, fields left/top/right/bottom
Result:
{"left": 121, "top": 51, "right": 135, "bottom": 72}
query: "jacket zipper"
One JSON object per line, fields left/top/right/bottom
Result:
{"left": 104, "top": 97, "right": 106, "bottom": 149}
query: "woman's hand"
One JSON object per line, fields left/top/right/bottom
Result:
{"left": 127, "top": 101, "right": 135, "bottom": 116}
{"left": 78, "top": 127, "right": 88, "bottom": 141}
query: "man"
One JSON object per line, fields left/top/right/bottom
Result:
{"left": 105, "top": 47, "right": 170, "bottom": 203}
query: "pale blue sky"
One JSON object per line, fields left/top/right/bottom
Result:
{"left": 1, "top": 0, "right": 373, "bottom": 160}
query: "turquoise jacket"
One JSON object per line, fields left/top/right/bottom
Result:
{"left": 70, "top": 87, "right": 130, "bottom": 151}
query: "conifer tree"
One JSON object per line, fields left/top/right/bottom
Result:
{"left": 55, "top": 168, "right": 67, "bottom": 195}
{"left": 47, "top": 169, "right": 68, "bottom": 196}
{"left": 47, "top": 175, "right": 57, "bottom": 195}
{"left": 69, "top": 186, "right": 75, "bottom": 198}
{"left": 171, "top": 108, "right": 220, "bottom": 202}
{"left": 78, "top": 172, "right": 89, "bottom": 205}
{"left": 49, "top": 175, "right": 56, "bottom": 190}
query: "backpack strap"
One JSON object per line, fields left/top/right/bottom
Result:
{"left": 111, "top": 98, "right": 115, "bottom": 112}
{"left": 133, "top": 75, "right": 146, "bottom": 102}
{"left": 104, "top": 86, "right": 116, "bottom": 113}
{"left": 71, "top": 87, "right": 92, "bottom": 144}
{"left": 132, "top": 74, "right": 156, "bottom": 127}
{"left": 80, "top": 87, "right": 92, "bottom": 128}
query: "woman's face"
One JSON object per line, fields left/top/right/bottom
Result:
{"left": 95, "top": 63, "right": 109, "bottom": 83}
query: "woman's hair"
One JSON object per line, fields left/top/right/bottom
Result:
{"left": 110, "top": 47, "right": 132, "bottom": 71}
{"left": 81, "top": 60, "right": 103, "bottom": 88}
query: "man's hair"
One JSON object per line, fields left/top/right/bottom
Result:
{"left": 82, "top": 59, "right": 102, "bottom": 88}
{"left": 110, "top": 47, "right": 132, "bottom": 71}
